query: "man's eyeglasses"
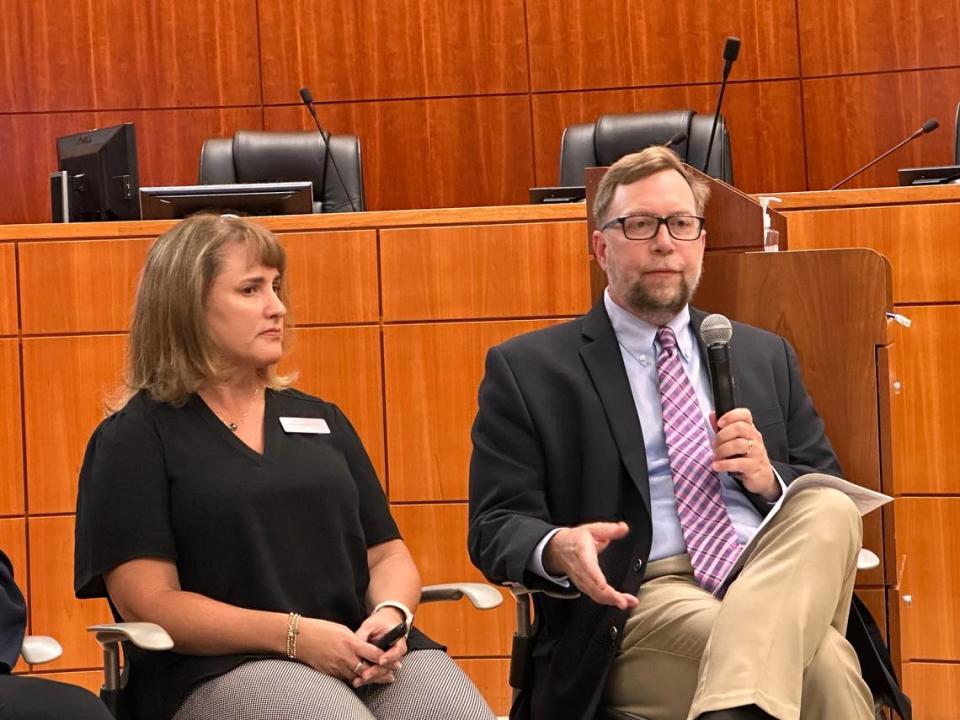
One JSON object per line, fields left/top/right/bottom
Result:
{"left": 600, "top": 214, "right": 705, "bottom": 241}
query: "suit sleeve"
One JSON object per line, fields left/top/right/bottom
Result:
{"left": 468, "top": 346, "right": 562, "bottom": 588}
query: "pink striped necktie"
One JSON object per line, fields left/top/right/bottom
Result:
{"left": 655, "top": 326, "right": 741, "bottom": 595}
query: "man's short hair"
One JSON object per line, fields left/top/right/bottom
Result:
{"left": 592, "top": 146, "right": 711, "bottom": 228}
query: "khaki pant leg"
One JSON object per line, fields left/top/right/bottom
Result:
{"left": 799, "top": 627, "right": 875, "bottom": 720}
{"left": 605, "top": 555, "right": 720, "bottom": 720}
{"left": 688, "top": 481, "right": 873, "bottom": 720}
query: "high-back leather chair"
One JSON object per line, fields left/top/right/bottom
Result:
{"left": 198, "top": 130, "right": 365, "bottom": 213}
{"left": 954, "top": 101, "right": 960, "bottom": 164}
{"left": 558, "top": 110, "right": 733, "bottom": 187}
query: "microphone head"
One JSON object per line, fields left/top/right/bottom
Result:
{"left": 665, "top": 130, "right": 688, "bottom": 148}
{"left": 723, "top": 37, "right": 741, "bottom": 62}
{"left": 700, "top": 313, "right": 733, "bottom": 347}
{"left": 298, "top": 87, "right": 314, "bottom": 105}
{"left": 921, "top": 117, "right": 940, "bottom": 133}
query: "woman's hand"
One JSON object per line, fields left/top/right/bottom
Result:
{"left": 352, "top": 607, "right": 408, "bottom": 687}
{"left": 296, "top": 617, "right": 386, "bottom": 684}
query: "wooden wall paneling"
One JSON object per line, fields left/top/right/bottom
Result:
{"left": 23, "top": 670, "right": 102, "bottom": 694}
{"left": 797, "top": 0, "right": 960, "bottom": 76}
{"left": 902, "top": 662, "right": 960, "bottom": 719}
{"left": 785, "top": 203, "right": 960, "bottom": 304}
{"left": 263, "top": 96, "right": 535, "bottom": 211}
{"left": 801, "top": 69, "right": 960, "bottom": 191}
{"left": 19, "top": 239, "right": 149, "bottom": 335}
{"left": 22, "top": 335, "right": 126, "bottom": 514}
{"left": 0, "top": 244, "right": 16, "bottom": 334}
{"left": 0, "top": 339, "right": 24, "bottom": 516}
{"left": 0, "top": 112, "right": 98, "bottom": 225}
{"left": 525, "top": 0, "right": 800, "bottom": 92}
{"left": 456, "top": 658, "right": 511, "bottom": 717}
{"left": 530, "top": 81, "right": 807, "bottom": 194}
{"left": 0, "top": 518, "right": 27, "bottom": 673}
{"left": 94, "top": 107, "right": 264, "bottom": 190}
{"left": 280, "top": 326, "right": 385, "bottom": 481}
{"left": 895, "top": 498, "right": 960, "bottom": 661}
{"left": 257, "top": 0, "right": 528, "bottom": 103}
{"left": 380, "top": 222, "right": 591, "bottom": 321}
{"left": 28, "top": 515, "right": 112, "bottom": 670}
{"left": 0, "top": 0, "right": 261, "bottom": 112}
{"left": 280, "top": 231, "right": 379, "bottom": 325}
{"left": 889, "top": 305, "right": 960, "bottom": 495}
{"left": 391, "top": 503, "right": 513, "bottom": 657}
{"left": 383, "top": 320, "right": 567, "bottom": 502}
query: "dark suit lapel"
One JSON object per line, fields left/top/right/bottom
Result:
{"left": 579, "top": 300, "right": 652, "bottom": 516}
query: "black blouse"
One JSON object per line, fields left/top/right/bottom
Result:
{"left": 74, "top": 388, "right": 435, "bottom": 720}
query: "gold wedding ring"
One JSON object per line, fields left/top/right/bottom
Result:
{"left": 747, "top": 439, "right": 754, "bottom": 455}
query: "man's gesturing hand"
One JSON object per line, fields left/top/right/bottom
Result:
{"left": 542, "top": 521, "right": 639, "bottom": 610}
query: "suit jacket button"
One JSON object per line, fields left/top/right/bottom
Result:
{"left": 609, "top": 626, "right": 619, "bottom": 642}
{"left": 633, "top": 558, "right": 643, "bottom": 573}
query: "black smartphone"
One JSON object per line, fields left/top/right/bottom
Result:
{"left": 373, "top": 621, "right": 407, "bottom": 650}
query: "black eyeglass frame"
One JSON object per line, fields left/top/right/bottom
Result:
{"left": 600, "top": 213, "right": 706, "bottom": 241}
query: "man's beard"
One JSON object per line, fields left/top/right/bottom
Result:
{"left": 623, "top": 270, "right": 700, "bottom": 323}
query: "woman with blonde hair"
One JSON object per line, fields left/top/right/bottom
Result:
{"left": 74, "top": 213, "right": 494, "bottom": 720}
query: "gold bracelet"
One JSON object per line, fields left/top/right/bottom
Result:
{"left": 286, "top": 612, "right": 301, "bottom": 660}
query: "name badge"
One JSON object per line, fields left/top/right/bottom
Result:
{"left": 279, "top": 417, "right": 330, "bottom": 434}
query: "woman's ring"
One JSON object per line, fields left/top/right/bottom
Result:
{"left": 353, "top": 660, "right": 365, "bottom": 675}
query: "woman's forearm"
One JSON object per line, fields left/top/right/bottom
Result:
{"left": 365, "top": 540, "right": 421, "bottom": 617}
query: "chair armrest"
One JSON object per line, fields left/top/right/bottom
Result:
{"left": 420, "top": 582, "right": 503, "bottom": 610}
{"left": 21, "top": 635, "right": 63, "bottom": 664}
{"left": 506, "top": 581, "right": 580, "bottom": 601}
{"left": 88, "top": 622, "right": 174, "bottom": 651}
{"left": 857, "top": 548, "right": 880, "bottom": 571}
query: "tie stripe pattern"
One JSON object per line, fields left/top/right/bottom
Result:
{"left": 655, "top": 326, "right": 741, "bottom": 594}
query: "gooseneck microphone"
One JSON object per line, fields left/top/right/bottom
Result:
{"left": 665, "top": 130, "right": 688, "bottom": 150}
{"left": 298, "top": 87, "right": 358, "bottom": 212}
{"left": 699, "top": 313, "right": 737, "bottom": 418}
{"left": 829, "top": 117, "right": 940, "bottom": 190}
{"left": 703, "top": 37, "right": 741, "bottom": 176}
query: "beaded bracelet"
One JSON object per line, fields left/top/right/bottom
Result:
{"left": 286, "top": 612, "right": 301, "bottom": 659}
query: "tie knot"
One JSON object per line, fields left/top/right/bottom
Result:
{"left": 656, "top": 326, "right": 678, "bottom": 355}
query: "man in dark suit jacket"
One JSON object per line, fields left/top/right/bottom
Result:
{"left": 468, "top": 147, "right": 887, "bottom": 720}
{"left": 1, "top": 548, "right": 113, "bottom": 719}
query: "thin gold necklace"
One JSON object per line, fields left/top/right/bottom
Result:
{"left": 223, "top": 386, "right": 261, "bottom": 432}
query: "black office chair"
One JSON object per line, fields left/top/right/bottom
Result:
{"left": 558, "top": 110, "right": 734, "bottom": 187}
{"left": 198, "top": 130, "right": 365, "bottom": 213}
{"left": 954, "top": 101, "right": 959, "bottom": 164}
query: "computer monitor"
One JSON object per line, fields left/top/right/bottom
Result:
{"left": 55, "top": 123, "right": 140, "bottom": 221}
{"left": 139, "top": 182, "right": 314, "bottom": 220}
{"left": 528, "top": 186, "right": 586, "bottom": 204}
{"left": 897, "top": 164, "right": 960, "bottom": 186}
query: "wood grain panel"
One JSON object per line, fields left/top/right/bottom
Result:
{"left": 889, "top": 305, "right": 960, "bottom": 495}
{"left": 263, "top": 96, "right": 534, "bottom": 211}
{"left": 23, "top": 670, "right": 102, "bottom": 695}
{"left": 258, "top": 0, "right": 528, "bottom": 103}
{"left": 801, "top": 69, "right": 960, "bottom": 192}
{"left": 384, "top": 320, "right": 567, "bottom": 502}
{"left": 280, "top": 326, "right": 385, "bottom": 481}
{"left": 380, "top": 222, "right": 591, "bottom": 321}
{"left": 798, "top": 0, "right": 960, "bottom": 76}
{"left": 526, "top": 0, "right": 799, "bottom": 92}
{"left": 391, "top": 503, "right": 513, "bottom": 657}
{"left": 0, "top": 0, "right": 260, "bottom": 111}
{"left": 0, "top": 340, "right": 24, "bottom": 516}
{"left": 280, "top": 231, "right": 379, "bottom": 325}
{"left": 902, "top": 662, "right": 960, "bottom": 720}
{"left": 28, "top": 516, "right": 113, "bottom": 670}
{"left": 896, "top": 498, "right": 960, "bottom": 661}
{"left": 457, "top": 658, "right": 511, "bottom": 717}
{"left": 19, "top": 239, "right": 149, "bottom": 335}
{"left": 785, "top": 203, "right": 960, "bottom": 304}
{"left": 531, "top": 81, "right": 807, "bottom": 194}
{"left": 0, "top": 518, "right": 27, "bottom": 673}
{"left": 22, "top": 336, "right": 126, "bottom": 514}
{"left": 0, "top": 244, "right": 16, "bottom": 334}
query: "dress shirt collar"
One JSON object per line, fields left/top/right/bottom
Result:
{"left": 603, "top": 289, "right": 694, "bottom": 365}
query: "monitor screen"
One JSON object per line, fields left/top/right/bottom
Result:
{"left": 56, "top": 123, "right": 139, "bottom": 221}
{"left": 139, "top": 182, "right": 314, "bottom": 220}
{"left": 528, "top": 186, "right": 586, "bottom": 204}
{"left": 897, "top": 165, "right": 960, "bottom": 186}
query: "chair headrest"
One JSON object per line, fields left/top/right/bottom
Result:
{"left": 232, "top": 131, "right": 327, "bottom": 200}
{"left": 593, "top": 111, "right": 694, "bottom": 166}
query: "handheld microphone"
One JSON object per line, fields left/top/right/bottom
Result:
{"left": 699, "top": 314, "right": 737, "bottom": 418}
{"left": 297, "top": 87, "right": 358, "bottom": 212}
{"left": 829, "top": 117, "right": 940, "bottom": 190}
{"left": 703, "top": 37, "right": 740, "bottom": 176}
{"left": 665, "top": 130, "right": 688, "bottom": 149}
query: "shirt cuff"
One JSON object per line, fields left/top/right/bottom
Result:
{"left": 527, "top": 528, "right": 571, "bottom": 587}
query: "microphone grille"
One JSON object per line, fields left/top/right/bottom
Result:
{"left": 700, "top": 313, "right": 733, "bottom": 346}
{"left": 921, "top": 117, "right": 940, "bottom": 133}
{"left": 723, "top": 36, "right": 741, "bottom": 62}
